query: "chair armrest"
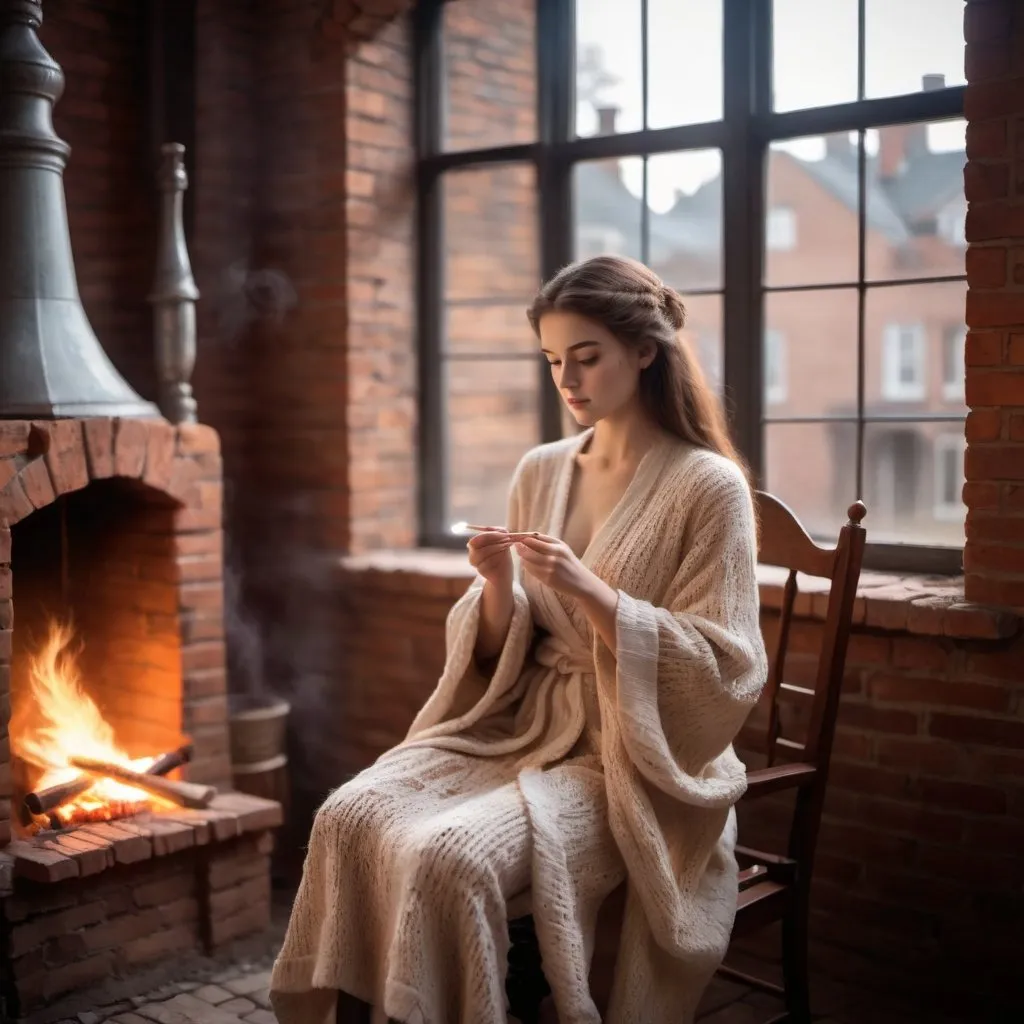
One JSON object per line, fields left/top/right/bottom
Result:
{"left": 743, "top": 762, "right": 817, "bottom": 799}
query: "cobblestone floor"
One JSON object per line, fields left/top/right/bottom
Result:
{"left": 51, "top": 961, "right": 828, "bottom": 1024}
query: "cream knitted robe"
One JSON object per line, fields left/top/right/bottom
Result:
{"left": 270, "top": 430, "right": 768, "bottom": 1024}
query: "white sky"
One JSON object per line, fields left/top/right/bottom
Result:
{"left": 575, "top": 0, "right": 968, "bottom": 211}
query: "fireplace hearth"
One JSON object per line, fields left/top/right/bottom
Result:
{"left": 0, "top": 2, "right": 282, "bottom": 1020}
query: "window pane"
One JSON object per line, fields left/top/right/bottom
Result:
{"left": 764, "top": 421, "right": 858, "bottom": 540}
{"left": 573, "top": 158, "right": 643, "bottom": 262}
{"left": 772, "top": 0, "right": 858, "bottom": 112}
{"left": 443, "top": 0, "right": 536, "bottom": 151}
{"left": 576, "top": 0, "right": 642, "bottom": 136}
{"left": 765, "top": 135, "right": 859, "bottom": 287}
{"left": 865, "top": 0, "right": 966, "bottom": 100}
{"left": 864, "top": 280, "right": 967, "bottom": 414}
{"left": 862, "top": 422, "right": 965, "bottom": 546}
{"left": 647, "top": 0, "right": 722, "bottom": 128}
{"left": 444, "top": 164, "right": 538, "bottom": 302}
{"left": 865, "top": 119, "right": 966, "bottom": 281}
{"left": 446, "top": 358, "right": 541, "bottom": 530}
{"left": 679, "top": 293, "right": 723, "bottom": 396}
{"left": 763, "top": 289, "right": 858, "bottom": 417}
{"left": 445, "top": 302, "right": 534, "bottom": 356}
{"left": 648, "top": 150, "right": 722, "bottom": 291}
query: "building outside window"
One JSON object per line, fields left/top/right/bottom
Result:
{"left": 933, "top": 433, "right": 966, "bottom": 521}
{"left": 765, "top": 206, "right": 796, "bottom": 251}
{"left": 943, "top": 325, "right": 966, "bottom": 402}
{"left": 881, "top": 324, "right": 926, "bottom": 401}
{"left": 764, "top": 329, "right": 787, "bottom": 405}
{"left": 417, "top": 0, "right": 967, "bottom": 570}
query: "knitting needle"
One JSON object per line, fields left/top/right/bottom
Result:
{"left": 463, "top": 524, "right": 540, "bottom": 539}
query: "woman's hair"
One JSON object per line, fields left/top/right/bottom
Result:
{"left": 526, "top": 254, "right": 747, "bottom": 476}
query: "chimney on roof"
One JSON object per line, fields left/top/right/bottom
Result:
{"left": 878, "top": 74, "right": 943, "bottom": 179}
{"left": 596, "top": 106, "right": 618, "bottom": 136}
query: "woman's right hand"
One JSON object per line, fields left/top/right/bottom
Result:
{"left": 466, "top": 528, "right": 515, "bottom": 591}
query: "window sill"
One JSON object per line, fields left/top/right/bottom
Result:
{"left": 339, "top": 550, "right": 1021, "bottom": 642}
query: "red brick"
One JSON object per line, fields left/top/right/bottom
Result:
{"left": 1011, "top": 413, "right": 1024, "bottom": 440}
{"left": 966, "top": 118, "right": 1008, "bottom": 159}
{"left": 930, "top": 711, "right": 1024, "bottom": 750}
{"left": 963, "top": 540, "right": 1024, "bottom": 573}
{"left": 857, "top": 796, "right": 963, "bottom": 843}
{"left": 965, "top": 443, "right": 1024, "bottom": 481}
{"left": 1008, "top": 332, "right": 1024, "bottom": 363}
{"left": 0, "top": 422, "right": 30, "bottom": 458}
{"left": 967, "top": 368, "right": 1024, "bottom": 406}
{"left": 868, "top": 674, "right": 1009, "bottom": 712}
{"left": 113, "top": 418, "right": 148, "bottom": 478}
{"left": 966, "top": 288, "right": 1024, "bottom": 326}
{"left": 142, "top": 421, "right": 178, "bottom": 492}
{"left": 963, "top": 480, "right": 1001, "bottom": 509}
{"left": 962, "top": 329, "right": 1003, "bottom": 366}
{"left": 37, "top": 420, "right": 89, "bottom": 495}
{"left": 966, "top": 408, "right": 1003, "bottom": 441}
{"left": 965, "top": 36, "right": 1012, "bottom": 82}
{"left": 964, "top": 0, "right": 1013, "bottom": 43}
{"left": 966, "top": 245, "right": 1008, "bottom": 288}
{"left": 177, "top": 423, "right": 221, "bottom": 456}
{"left": 965, "top": 573, "right": 1024, "bottom": 606}
{"left": 915, "top": 777, "right": 1008, "bottom": 814}
{"left": 82, "top": 418, "right": 115, "bottom": 478}
{"left": 965, "top": 512, "right": 1024, "bottom": 542}
{"left": 965, "top": 77, "right": 1024, "bottom": 122}
{"left": 964, "top": 158, "right": 1011, "bottom": 202}
{"left": 19, "top": 458, "right": 56, "bottom": 511}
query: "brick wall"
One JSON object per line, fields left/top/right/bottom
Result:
{"left": 963, "top": 0, "right": 1024, "bottom": 607}
{"left": 44, "top": 0, "right": 158, "bottom": 403}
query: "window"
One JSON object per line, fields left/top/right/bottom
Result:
{"left": 882, "top": 324, "right": 926, "bottom": 401}
{"left": 933, "top": 434, "right": 966, "bottom": 521}
{"left": 943, "top": 326, "right": 966, "bottom": 401}
{"left": 766, "top": 207, "right": 796, "bottom": 251}
{"left": 418, "top": 0, "right": 967, "bottom": 571}
{"left": 764, "top": 329, "right": 787, "bottom": 404}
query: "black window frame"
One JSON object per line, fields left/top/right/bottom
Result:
{"left": 415, "top": 0, "right": 967, "bottom": 574}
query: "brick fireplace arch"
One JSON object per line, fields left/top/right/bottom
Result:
{"left": 0, "top": 416, "right": 232, "bottom": 847}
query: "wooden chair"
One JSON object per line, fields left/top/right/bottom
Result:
{"left": 506, "top": 492, "right": 868, "bottom": 1024}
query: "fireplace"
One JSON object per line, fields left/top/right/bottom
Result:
{"left": 0, "top": 3, "right": 281, "bottom": 1020}
{"left": 0, "top": 422, "right": 282, "bottom": 1019}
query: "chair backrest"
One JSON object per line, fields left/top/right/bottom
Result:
{"left": 752, "top": 491, "right": 867, "bottom": 860}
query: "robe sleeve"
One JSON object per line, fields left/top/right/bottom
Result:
{"left": 403, "top": 453, "right": 537, "bottom": 741}
{"left": 597, "top": 458, "right": 768, "bottom": 808}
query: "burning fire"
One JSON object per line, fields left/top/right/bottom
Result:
{"left": 12, "top": 621, "right": 173, "bottom": 826}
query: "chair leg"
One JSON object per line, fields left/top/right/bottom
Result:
{"left": 781, "top": 901, "right": 811, "bottom": 1024}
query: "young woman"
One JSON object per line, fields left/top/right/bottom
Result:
{"left": 270, "top": 255, "right": 768, "bottom": 1024}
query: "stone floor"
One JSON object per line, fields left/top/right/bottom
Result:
{"left": 49, "top": 957, "right": 831, "bottom": 1024}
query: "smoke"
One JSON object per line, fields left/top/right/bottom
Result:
{"left": 214, "top": 260, "right": 298, "bottom": 346}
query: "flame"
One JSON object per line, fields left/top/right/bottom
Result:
{"left": 12, "top": 621, "right": 173, "bottom": 823}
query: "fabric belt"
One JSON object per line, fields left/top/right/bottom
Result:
{"left": 534, "top": 634, "right": 594, "bottom": 677}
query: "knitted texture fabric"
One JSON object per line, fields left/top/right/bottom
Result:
{"left": 270, "top": 429, "right": 768, "bottom": 1024}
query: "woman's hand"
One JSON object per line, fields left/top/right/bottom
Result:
{"left": 514, "top": 534, "right": 595, "bottom": 599}
{"left": 516, "top": 534, "right": 620, "bottom": 650}
{"left": 466, "top": 528, "right": 515, "bottom": 591}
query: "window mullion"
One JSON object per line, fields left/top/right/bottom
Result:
{"left": 415, "top": 0, "right": 447, "bottom": 544}
{"left": 721, "top": 0, "right": 766, "bottom": 484}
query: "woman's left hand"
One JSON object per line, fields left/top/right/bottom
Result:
{"left": 515, "top": 534, "right": 596, "bottom": 599}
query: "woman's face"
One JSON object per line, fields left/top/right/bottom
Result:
{"left": 538, "top": 310, "right": 654, "bottom": 427}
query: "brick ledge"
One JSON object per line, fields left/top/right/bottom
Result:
{"left": 339, "top": 550, "right": 1021, "bottom": 641}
